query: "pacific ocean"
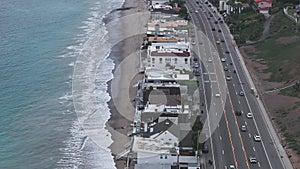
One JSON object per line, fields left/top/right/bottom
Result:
{"left": 0, "top": 0, "right": 122, "bottom": 168}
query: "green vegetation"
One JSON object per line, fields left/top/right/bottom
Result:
{"left": 225, "top": 8, "right": 265, "bottom": 44}
{"left": 191, "top": 116, "right": 203, "bottom": 150}
{"left": 287, "top": 8, "right": 295, "bottom": 16}
{"left": 170, "top": 0, "right": 189, "bottom": 20}
{"left": 250, "top": 12, "right": 300, "bottom": 82}
{"left": 279, "top": 83, "right": 300, "bottom": 98}
{"left": 284, "top": 133, "right": 300, "bottom": 155}
{"left": 178, "top": 80, "right": 199, "bottom": 96}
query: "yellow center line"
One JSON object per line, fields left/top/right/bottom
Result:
{"left": 190, "top": 1, "right": 250, "bottom": 168}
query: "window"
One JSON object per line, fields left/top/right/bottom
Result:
{"left": 185, "top": 58, "right": 188, "bottom": 64}
{"left": 152, "top": 58, "right": 155, "bottom": 63}
{"left": 175, "top": 58, "right": 178, "bottom": 64}
{"left": 165, "top": 58, "right": 171, "bottom": 63}
{"left": 159, "top": 58, "right": 162, "bottom": 63}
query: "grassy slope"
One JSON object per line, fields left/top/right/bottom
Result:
{"left": 248, "top": 12, "right": 300, "bottom": 156}
{"left": 247, "top": 12, "right": 300, "bottom": 82}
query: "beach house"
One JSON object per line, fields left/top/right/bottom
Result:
{"left": 147, "top": 42, "right": 191, "bottom": 71}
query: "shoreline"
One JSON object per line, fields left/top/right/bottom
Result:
{"left": 105, "top": 0, "right": 149, "bottom": 168}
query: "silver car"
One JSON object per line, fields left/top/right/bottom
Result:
{"left": 254, "top": 134, "right": 261, "bottom": 142}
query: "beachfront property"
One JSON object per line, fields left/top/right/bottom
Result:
{"left": 132, "top": 137, "right": 179, "bottom": 168}
{"left": 147, "top": 42, "right": 191, "bottom": 71}
{"left": 122, "top": 2, "right": 200, "bottom": 168}
{"left": 147, "top": 19, "right": 186, "bottom": 41}
{"left": 150, "top": 0, "right": 170, "bottom": 6}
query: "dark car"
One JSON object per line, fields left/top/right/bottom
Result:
{"left": 215, "top": 21, "right": 218, "bottom": 24}
{"left": 212, "top": 28, "right": 216, "bottom": 31}
{"left": 202, "top": 144, "right": 209, "bottom": 153}
{"left": 225, "top": 51, "right": 230, "bottom": 54}
{"left": 235, "top": 110, "right": 242, "bottom": 116}
{"left": 218, "top": 29, "right": 222, "bottom": 32}
{"left": 224, "top": 66, "right": 228, "bottom": 71}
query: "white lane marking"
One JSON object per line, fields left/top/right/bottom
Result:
{"left": 220, "top": 17, "right": 275, "bottom": 168}
{"left": 224, "top": 166, "right": 227, "bottom": 169}
{"left": 258, "top": 162, "right": 261, "bottom": 167}
{"left": 249, "top": 133, "right": 252, "bottom": 138}
{"left": 217, "top": 123, "right": 220, "bottom": 128}
{"left": 219, "top": 136, "right": 222, "bottom": 140}
{"left": 222, "top": 150, "right": 225, "bottom": 155}
{"left": 213, "top": 102, "right": 216, "bottom": 106}
{"left": 238, "top": 100, "right": 241, "bottom": 104}
{"left": 245, "top": 121, "right": 248, "bottom": 125}
{"left": 233, "top": 83, "right": 235, "bottom": 87}
{"left": 253, "top": 146, "right": 256, "bottom": 152}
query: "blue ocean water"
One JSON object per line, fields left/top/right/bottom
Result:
{"left": 0, "top": 0, "right": 122, "bottom": 168}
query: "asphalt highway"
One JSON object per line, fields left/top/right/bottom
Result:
{"left": 186, "top": 0, "right": 288, "bottom": 169}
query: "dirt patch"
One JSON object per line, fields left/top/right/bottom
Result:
{"left": 275, "top": 35, "right": 300, "bottom": 45}
{"left": 240, "top": 46, "right": 283, "bottom": 91}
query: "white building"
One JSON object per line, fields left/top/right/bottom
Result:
{"left": 151, "top": 0, "right": 170, "bottom": 5}
{"left": 132, "top": 137, "right": 179, "bottom": 165}
{"left": 147, "top": 42, "right": 191, "bottom": 71}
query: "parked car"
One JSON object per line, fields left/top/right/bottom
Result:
{"left": 221, "top": 58, "right": 226, "bottom": 62}
{"left": 202, "top": 144, "right": 209, "bottom": 153}
{"left": 239, "top": 90, "right": 245, "bottom": 96}
{"left": 229, "top": 165, "right": 235, "bottom": 169}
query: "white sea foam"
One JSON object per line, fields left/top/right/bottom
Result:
{"left": 57, "top": 0, "right": 124, "bottom": 168}
{"left": 68, "top": 62, "right": 75, "bottom": 67}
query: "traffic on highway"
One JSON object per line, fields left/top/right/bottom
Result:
{"left": 186, "top": 0, "right": 290, "bottom": 168}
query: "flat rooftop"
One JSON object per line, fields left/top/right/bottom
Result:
{"left": 132, "top": 137, "right": 178, "bottom": 154}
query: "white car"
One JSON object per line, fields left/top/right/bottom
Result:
{"left": 249, "top": 156, "right": 257, "bottom": 163}
{"left": 207, "top": 57, "right": 212, "bottom": 62}
{"left": 246, "top": 112, "right": 253, "bottom": 119}
{"left": 229, "top": 165, "right": 235, "bottom": 169}
{"left": 195, "top": 10, "right": 199, "bottom": 13}
{"left": 254, "top": 134, "right": 261, "bottom": 142}
{"left": 221, "top": 58, "right": 226, "bottom": 62}
{"left": 240, "top": 125, "right": 247, "bottom": 132}
{"left": 226, "top": 75, "right": 232, "bottom": 81}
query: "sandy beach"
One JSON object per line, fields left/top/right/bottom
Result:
{"left": 106, "top": 0, "right": 149, "bottom": 168}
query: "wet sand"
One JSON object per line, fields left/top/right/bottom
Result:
{"left": 105, "top": 0, "right": 149, "bottom": 168}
